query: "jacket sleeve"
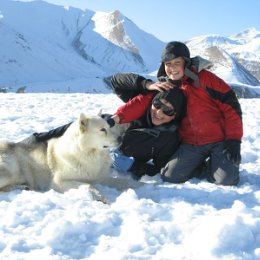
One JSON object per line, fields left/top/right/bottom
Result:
{"left": 110, "top": 73, "right": 153, "bottom": 102}
{"left": 200, "top": 70, "right": 243, "bottom": 141}
{"left": 115, "top": 93, "right": 154, "bottom": 123}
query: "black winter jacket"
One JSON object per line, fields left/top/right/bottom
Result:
{"left": 111, "top": 73, "right": 181, "bottom": 168}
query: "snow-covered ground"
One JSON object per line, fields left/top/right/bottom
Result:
{"left": 0, "top": 93, "right": 259, "bottom": 260}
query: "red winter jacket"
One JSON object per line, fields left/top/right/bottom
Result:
{"left": 115, "top": 70, "right": 243, "bottom": 145}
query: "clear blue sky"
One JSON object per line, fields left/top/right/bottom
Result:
{"left": 21, "top": 0, "right": 260, "bottom": 42}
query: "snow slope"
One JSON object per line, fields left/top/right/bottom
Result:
{"left": 0, "top": 93, "right": 259, "bottom": 260}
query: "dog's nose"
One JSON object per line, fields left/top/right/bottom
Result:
{"left": 117, "top": 136, "right": 123, "bottom": 144}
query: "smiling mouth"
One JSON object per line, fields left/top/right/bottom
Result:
{"left": 153, "top": 114, "right": 164, "bottom": 120}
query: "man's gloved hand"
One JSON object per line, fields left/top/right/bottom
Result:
{"left": 100, "top": 113, "right": 115, "bottom": 128}
{"left": 223, "top": 140, "right": 241, "bottom": 165}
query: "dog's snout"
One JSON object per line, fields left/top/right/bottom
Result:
{"left": 117, "top": 136, "right": 123, "bottom": 144}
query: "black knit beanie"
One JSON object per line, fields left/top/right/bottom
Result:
{"left": 153, "top": 87, "right": 186, "bottom": 120}
{"left": 161, "top": 41, "right": 190, "bottom": 62}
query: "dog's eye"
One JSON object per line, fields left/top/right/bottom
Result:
{"left": 100, "top": 128, "right": 107, "bottom": 134}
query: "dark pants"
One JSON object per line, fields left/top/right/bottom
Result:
{"left": 161, "top": 142, "right": 240, "bottom": 186}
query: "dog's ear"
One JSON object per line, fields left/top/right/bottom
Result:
{"left": 79, "top": 113, "right": 89, "bottom": 132}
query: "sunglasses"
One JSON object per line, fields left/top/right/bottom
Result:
{"left": 152, "top": 98, "right": 175, "bottom": 116}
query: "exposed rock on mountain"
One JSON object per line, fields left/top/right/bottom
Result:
{"left": 0, "top": 0, "right": 259, "bottom": 96}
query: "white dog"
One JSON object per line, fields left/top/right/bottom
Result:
{"left": 0, "top": 113, "right": 131, "bottom": 201}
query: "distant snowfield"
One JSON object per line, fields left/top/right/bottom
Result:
{"left": 0, "top": 93, "right": 259, "bottom": 260}
{"left": 1, "top": 0, "right": 260, "bottom": 91}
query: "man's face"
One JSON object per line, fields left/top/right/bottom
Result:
{"left": 151, "top": 98, "right": 176, "bottom": 126}
{"left": 164, "top": 57, "right": 185, "bottom": 80}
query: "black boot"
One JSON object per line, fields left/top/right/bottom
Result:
{"left": 129, "top": 161, "right": 160, "bottom": 180}
{"left": 34, "top": 122, "right": 72, "bottom": 142}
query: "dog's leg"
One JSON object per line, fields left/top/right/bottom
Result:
{"left": 50, "top": 179, "right": 84, "bottom": 192}
{"left": 0, "top": 169, "right": 12, "bottom": 190}
{"left": 1, "top": 184, "right": 30, "bottom": 192}
{"left": 0, "top": 164, "right": 25, "bottom": 191}
{"left": 51, "top": 180, "right": 108, "bottom": 203}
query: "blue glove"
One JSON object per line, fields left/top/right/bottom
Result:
{"left": 110, "top": 148, "right": 134, "bottom": 172}
{"left": 100, "top": 113, "right": 115, "bottom": 128}
{"left": 223, "top": 140, "right": 241, "bottom": 165}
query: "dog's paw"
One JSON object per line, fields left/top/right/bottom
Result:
{"left": 91, "top": 191, "right": 110, "bottom": 204}
{"left": 89, "top": 188, "right": 110, "bottom": 204}
{"left": 78, "top": 184, "right": 110, "bottom": 204}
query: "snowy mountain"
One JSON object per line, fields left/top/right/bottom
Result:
{"left": 0, "top": 0, "right": 259, "bottom": 96}
{"left": 186, "top": 28, "right": 260, "bottom": 97}
{"left": 0, "top": 0, "right": 164, "bottom": 91}
{"left": 186, "top": 29, "right": 260, "bottom": 86}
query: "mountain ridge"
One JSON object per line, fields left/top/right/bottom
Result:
{"left": 0, "top": 0, "right": 259, "bottom": 97}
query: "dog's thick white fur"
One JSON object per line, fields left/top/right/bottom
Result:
{"left": 0, "top": 113, "right": 131, "bottom": 201}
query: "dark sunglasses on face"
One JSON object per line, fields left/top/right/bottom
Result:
{"left": 152, "top": 98, "right": 175, "bottom": 116}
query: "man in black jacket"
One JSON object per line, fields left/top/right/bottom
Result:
{"left": 109, "top": 76, "right": 186, "bottom": 180}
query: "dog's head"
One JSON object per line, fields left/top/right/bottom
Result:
{"left": 76, "top": 113, "right": 120, "bottom": 150}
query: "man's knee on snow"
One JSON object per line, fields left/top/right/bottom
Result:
{"left": 160, "top": 164, "right": 189, "bottom": 183}
{"left": 207, "top": 166, "right": 240, "bottom": 186}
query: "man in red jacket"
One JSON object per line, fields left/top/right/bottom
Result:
{"left": 109, "top": 86, "right": 186, "bottom": 180}
{"left": 110, "top": 41, "right": 243, "bottom": 185}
